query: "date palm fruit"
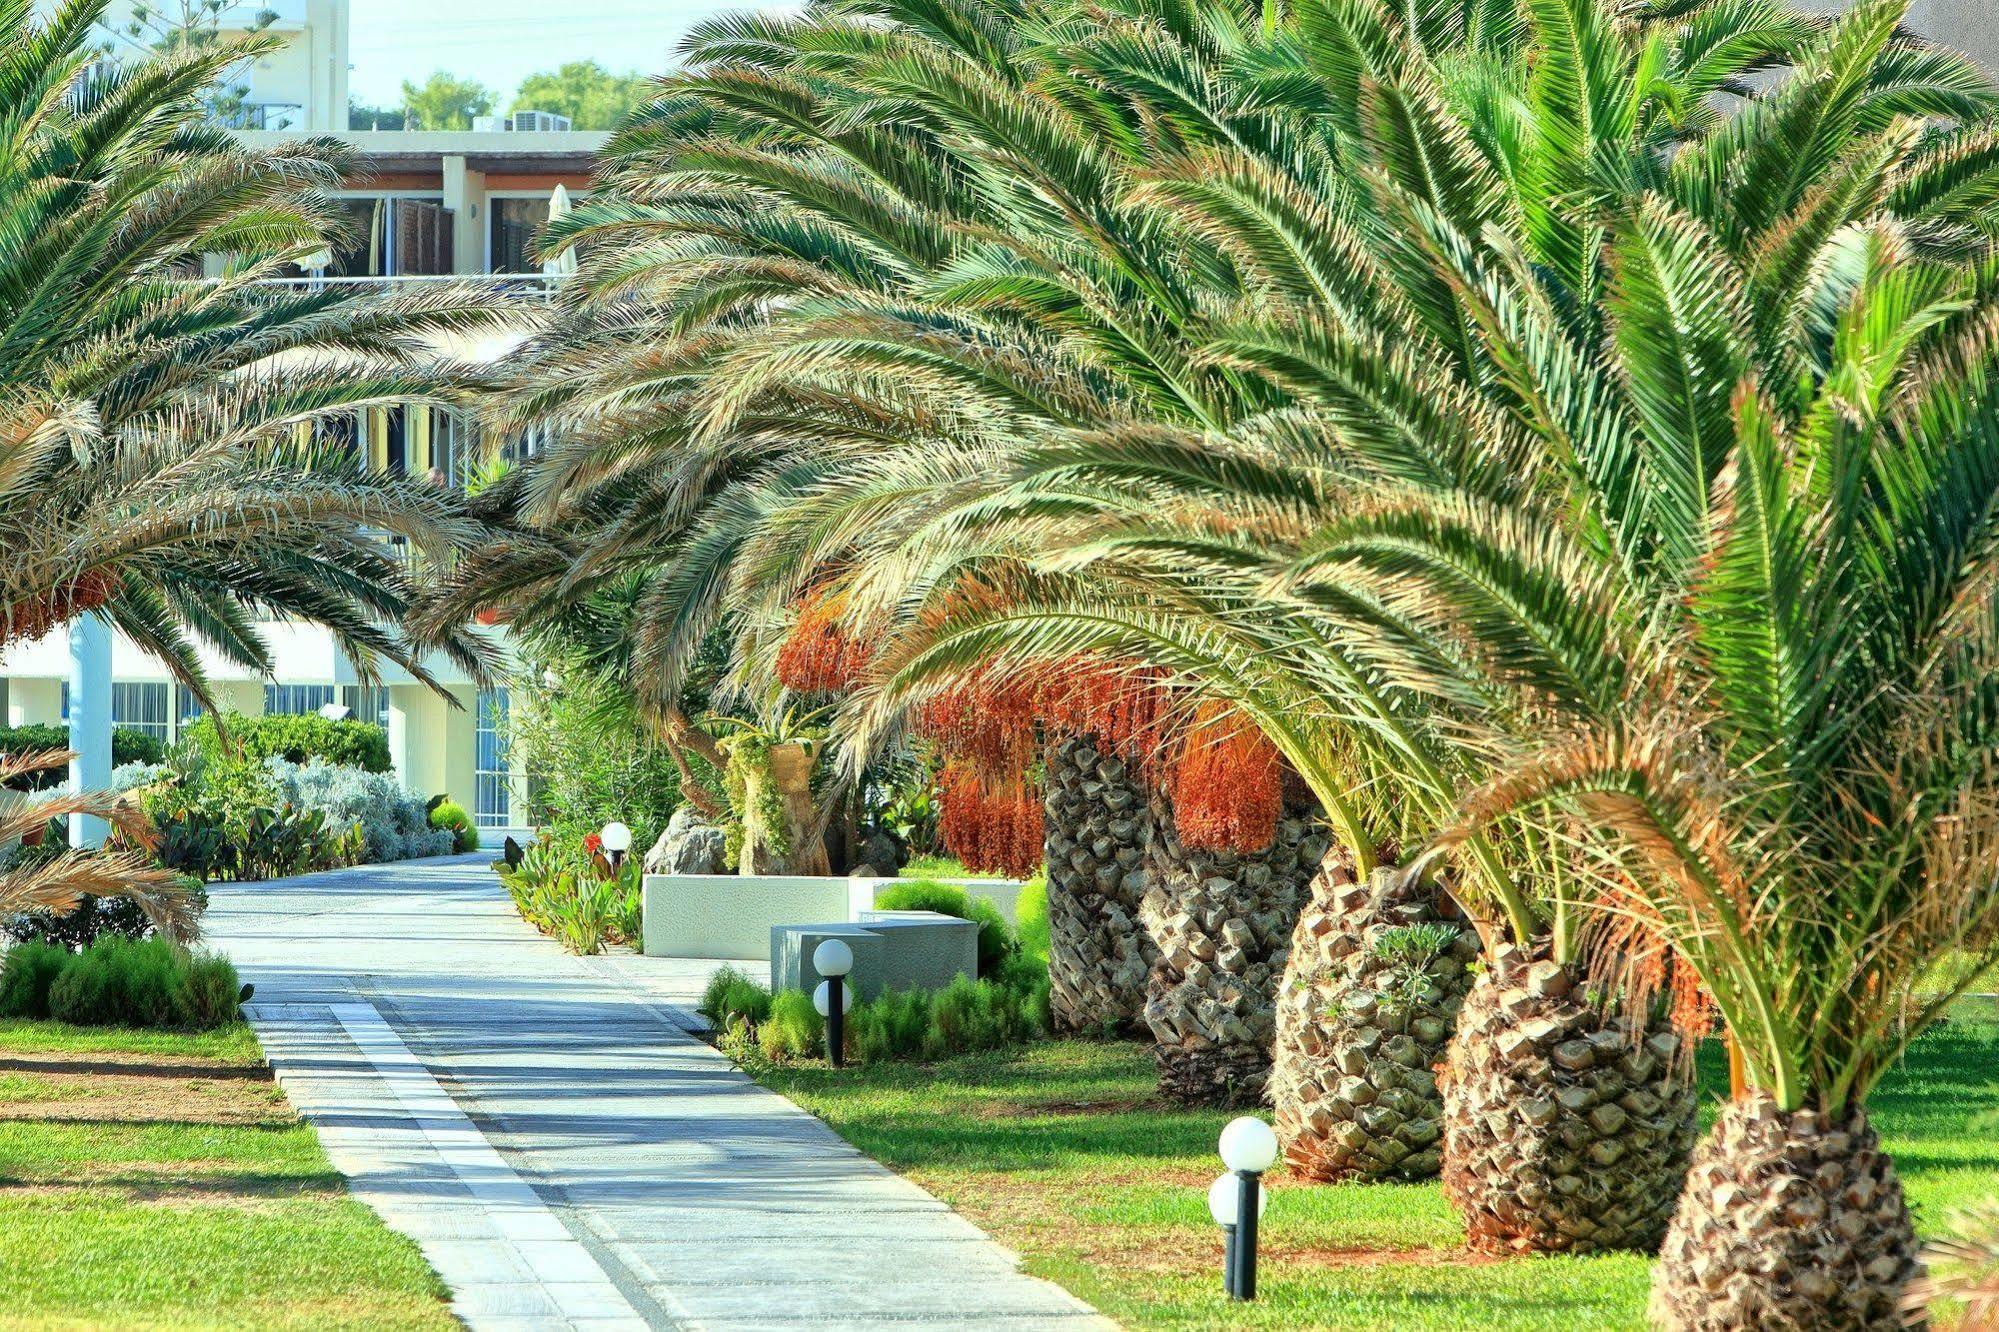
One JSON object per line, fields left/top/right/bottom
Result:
{"left": 1271, "top": 865, "right": 1475, "bottom": 1180}
{"left": 1441, "top": 947, "right": 1698, "bottom": 1254}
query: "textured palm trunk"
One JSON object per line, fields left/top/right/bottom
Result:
{"left": 1440, "top": 951, "right": 1698, "bottom": 1255}
{"left": 1271, "top": 865, "right": 1475, "bottom": 1181}
{"left": 1650, "top": 1098, "right": 1923, "bottom": 1330}
{"left": 1141, "top": 786, "right": 1328, "bottom": 1106}
{"left": 1042, "top": 734, "right": 1156, "bottom": 1034}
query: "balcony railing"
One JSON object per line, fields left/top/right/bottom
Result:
{"left": 251, "top": 273, "right": 562, "bottom": 301}
{"left": 218, "top": 102, "right": 305, "bottom": 131}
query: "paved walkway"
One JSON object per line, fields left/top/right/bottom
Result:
{"left": 206, "top": 855, "right": 1110, "bottom": 1332}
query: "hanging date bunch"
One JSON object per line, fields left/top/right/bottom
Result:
{"left": 1038, "top": 657, "right": 1171, "bottom": 774}
{"left": 2, "top": 569, "right": 119, "bottom": 649}
{"left": 1168, "top": 700, "right": 1283, "bottom": 853}
{"left": 774, "top": 586, "right": 874, "bottom": 694}
{"left": 937, "top": 760, "right": 1044, "bottom": 879}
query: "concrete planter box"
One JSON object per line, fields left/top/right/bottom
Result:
{"left": 642, "top": 873, "right": 1029, "bottom": 961}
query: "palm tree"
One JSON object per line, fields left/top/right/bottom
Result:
{"left": 749, "top": 0, "right": 1998, "bottom": 1260}
{"left": 0, "top": 751, "right": 193, "bottom": 936}
{"left": 0, "top": 1, "right": 515, "bottom": 917}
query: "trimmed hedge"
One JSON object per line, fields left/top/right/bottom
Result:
{"left": 0, "top": 724, "right": 164, "bottom": 788}
{"left": 428, "top": 799, "right": 479, "bottom": 853}
{"left": 184, "top": 711, "right": 391, "bottom": 773}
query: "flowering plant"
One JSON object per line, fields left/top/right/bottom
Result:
{"left": 582, "top": 832, "right": 603, "bottom": 854}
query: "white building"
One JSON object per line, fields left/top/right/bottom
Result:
{"left": 1, "top": 0, "right": 609, "bottom": 833}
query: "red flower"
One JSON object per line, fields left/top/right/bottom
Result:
{"left": 583, "top": 832, "right": 603, "bottom": 853}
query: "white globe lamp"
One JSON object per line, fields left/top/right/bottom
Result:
{"left": 812, "top": 938, "right": 854, "bottom": 978}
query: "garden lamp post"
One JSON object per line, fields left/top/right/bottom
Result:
{"left": 600, "top": 821, "right": 632, "bottom": 872}
{"left": 1207, "top": 1172, "right": 1266, "bottom": 1297}
{"left": 1217, "top": 1116, "right": 1277, "bottom": 1300}
{"left": 812, "top": 939, "right": 854, "bottom": 1067}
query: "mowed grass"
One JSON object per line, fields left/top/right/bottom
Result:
{"left": 757, "top": 1008, "right": 1999, "bottom": 1332}
{"left": 0, "top": 1018, "right": 454, "bottom": 1331}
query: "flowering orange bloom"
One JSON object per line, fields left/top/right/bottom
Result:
{"left": 1168, "top": 701, "right": 1283, "bottom": 853}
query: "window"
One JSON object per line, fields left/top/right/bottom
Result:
{"left": 489, "top": 198, "right": 543, "bottom": 274}
{"left": 265, "top": 684, "right": 337, "bottom": 716}
{"left": 341, "top": 686, "right": 390, "bottom": 730}
{"left": 475, "top": 689, "right": 510, "bottom": 828}
{"left": 175, "top": 684, "right": 206, "bottom": 733}
{"left": 111, "top": 682, "right": 169, "bottom": 743}
{"left": 433, "top": 409, "right": 469, "bottom": 487}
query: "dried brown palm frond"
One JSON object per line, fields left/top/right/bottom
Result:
{"left": 0, "top": 752, "right": 196, "bottom": 942}
{"left": 1905, "top": 1203, "right": 1999, "bottom": 1329}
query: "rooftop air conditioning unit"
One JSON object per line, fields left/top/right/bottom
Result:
{"left": 470, "top": 114, "right": 501, "bottom": 133}
{"left": 509, "top": 110, "right": 572, "bottom": 133}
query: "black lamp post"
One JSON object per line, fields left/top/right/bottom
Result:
{"left": 812, "top": 939, "right": 854, "bottom": 1067}
{"left": 1214, "top": 1116, "right": 1276, "bottom": 1300}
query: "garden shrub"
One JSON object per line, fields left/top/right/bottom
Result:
{"left": 757, "top": 989, "right": 822, "bottom": 1061}
{"left": 0, "top": 942, "right": 69, "bottom": 1019}
{"left": 428, "top": 799, "right": 478, "bottom": 853}
{"left": 184, "top": 711, "right": 391, "bottom": 773}
{"left": 699, "top": 965, "right": 774, "bottom": 1028}
{"left": 264, "top": 759, "right": 453, "bottom": 863}
{"left": 0, "top": 725, "right": 161, "bottom": 788}
{"left": 34, "top": 937, "right": 241, "bottom": 1029}
{"left": 873, "top": 880, "right": 1016, "bottom": 977}
{"left": 494, "top": 834, "right": 641, "bottom": 954}
{"left": 716, "top": 963, "right": 1051, "bottom": 1066}
{"left": 169, "top": 952, "right": 247, "bottom": 1028}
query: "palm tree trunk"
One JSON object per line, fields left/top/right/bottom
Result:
{"left": 1441, "top": 949, "right": 1698, "bottom": 1254}
{"left": 1271, "top": 865, "right": 1474, "bottom": 1181}
{"left": 1141, "top": 784, "right": 1327, "bottom": 1106}
{"left": 1650, "top": 1097, "right": 1923, "bottom": 1330}
{"left": 740, "top": 741, "right": 830, "bottom": 875}
{"left": 1042, "top": 734, "right": 1155, "bottom": 1033}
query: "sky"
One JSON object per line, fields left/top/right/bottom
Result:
{"left": 345, "top": 0, "right": 758, "bottom": 107}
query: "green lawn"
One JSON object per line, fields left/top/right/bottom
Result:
{"left": 0, "top": 1019, "right": 455, "bottom": 1331}
{"left": 756, "top": 1002, "right": 1999, "bottom": 1332}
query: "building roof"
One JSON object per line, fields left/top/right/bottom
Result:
{"left": 233, "top": 129, "right": 610, "bottom": 176}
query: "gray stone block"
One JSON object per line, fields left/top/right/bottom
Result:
{"left": 770, "top": 911, "right": 980, "bottom": 999}
{"left": 771, "top": 924, "right": 889, "bottom": 1000}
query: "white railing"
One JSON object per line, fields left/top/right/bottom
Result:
{"left": 253, "top": 273, "right": 563, "bottom": 301}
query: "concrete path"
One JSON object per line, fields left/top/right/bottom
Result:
{"left": 206, "top": 855, "right": 1110, "bottom": 1332}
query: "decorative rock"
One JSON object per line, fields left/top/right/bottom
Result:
{"left": 645, "top": 806, "right": 727, "bottom": 876}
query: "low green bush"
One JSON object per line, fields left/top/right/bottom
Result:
{"left": 428, "top": 799, "right": 479, "bottom": 853}
{"left": 699, "top": 965, "right": 774, "bottom": 1028}
{"left": 494, "top": 833, "right": 641, "bottom": 954}
{"left": 183, "top": 711, "right": 391, "bottom": 774}
{"left": 758, "top": 990, "right": 823, "bottom": 1062}
{"left": 710, "top": 961, "right": 1051, "bottom": 1066}
{"left": 873, "top": 880, "right": 1016, "bottom": 977}
{"left": 0, "top": 942, "right": 69, "bottom": 1019}
{"left": 5, "top": 937, "right": 243, "bottom": 1029}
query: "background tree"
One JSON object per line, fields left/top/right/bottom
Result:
{"left": 400, "top": 70, "right": 494, "bottom": 131}
{"left": 510, "top": 60, "right": 651, "bottom": 129}
{"left": 347, "top": 97, "right": 406, "bottom": 131}
{"left": 96, "top": 0, "right": 276, "bottom": 124}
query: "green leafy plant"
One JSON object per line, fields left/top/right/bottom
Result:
{"left": 757, "top": 990, "right": 823, "bottom": 1062}
{"left": 183, "top": 713, "right": 392, "bottom": 774}
{"left": 29, "top": 937, "right": 243, "bottom": 1029}
{"left": 428, "top": 800, "right": 478, "bottom": 853}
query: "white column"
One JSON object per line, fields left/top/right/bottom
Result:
{"left": 67, "top": 616, "right": 113, "bottom": 847}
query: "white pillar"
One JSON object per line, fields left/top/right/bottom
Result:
{"left": 67, "top": 615, "right": 113, "bottom": 847}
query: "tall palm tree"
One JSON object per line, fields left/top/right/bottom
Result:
{"left": 0, "top": 0, "right": 515, "bottom": 917}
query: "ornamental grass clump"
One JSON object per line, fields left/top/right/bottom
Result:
{"left": 7, "top": 937, "right": 246, "bottom": 1030}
